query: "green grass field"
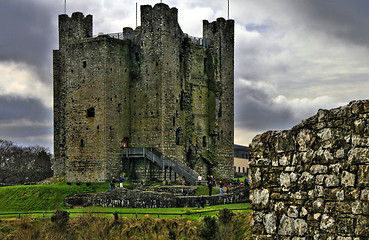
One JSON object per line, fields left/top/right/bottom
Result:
{"left": 0, "top": 182, "right": 250, "bottom": 220}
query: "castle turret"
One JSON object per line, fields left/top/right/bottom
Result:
{"left": 58, "top": 12, "right": 93, "bottom": 46}
{"left": 203, "top": 18, "right": 235, "bottom": 178}
{"left": 129, "top": 3, "right": 183, "bottom": 159}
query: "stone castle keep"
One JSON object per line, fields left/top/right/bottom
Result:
{"left": 53, "top": 3, "right": 234, "bottom": 183}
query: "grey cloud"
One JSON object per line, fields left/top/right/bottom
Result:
{"left": 0, "top": 0, "right": 59, "bottom": 68}
{"left": 235, "top": 84, "right": 299, "bottom": 132}
{"left": 281, "top": 0, "right": 369, "bottom": 48}
{"left": 0, "top": 96, "right": 52, "bottom": 123}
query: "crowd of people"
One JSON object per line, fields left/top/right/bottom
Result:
{"left": 194, "top": 175, "right": 249, "bottom": 208}
{"left": 204, "top": 175, "right": 249, "bottom": 196}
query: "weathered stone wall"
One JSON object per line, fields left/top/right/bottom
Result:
{"left": 64, "top": 186, "right": 249, "bottom": 208}
{"left": 53, "top": 3, "right": 234, "bottom": 183}
{"left": 249, "top": 100, "right": 369, "bottom": 239}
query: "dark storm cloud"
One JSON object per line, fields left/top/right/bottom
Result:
{"left": 287, "top": 0, "right": 369, "bottom": 48}
{"left": 0, "top": 0, "right": 59, "bottom": 74}
{"left": 0, "top": 96, "right": 52, "bottom": 149}
{"left": 234, "top": 83, "right": 299, "bottom": 131}
{"left": 0, "top": 96, "right": 52, "bottom": 123}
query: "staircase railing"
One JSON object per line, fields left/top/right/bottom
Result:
{"left": 122, "top": 148, "right": 199, "bottom": 185}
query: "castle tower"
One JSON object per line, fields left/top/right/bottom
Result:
{"left": 53, "top": 3, "right": 234, "bottom": 183}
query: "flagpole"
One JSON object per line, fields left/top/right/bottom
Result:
{"left": 228, "top": 0, "right": 229, "bottom": 20}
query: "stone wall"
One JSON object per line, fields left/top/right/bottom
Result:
{"left": 249, "top": 100, "right": 369, "bottom": 239}
{"left": 64, "top": 186, "right": 249, "bottom": 208}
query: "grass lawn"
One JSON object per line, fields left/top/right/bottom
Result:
{"left": 0, "top": 182, "right": 250, "bottom": 220}
{"left": 0, "top": 182, "right": 109, "bottom": 212}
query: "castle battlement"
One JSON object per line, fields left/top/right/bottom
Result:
{"left": 53, "top": 3, "right": 234, "bottom": 183}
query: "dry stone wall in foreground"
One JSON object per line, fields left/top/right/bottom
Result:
{"left": 249, "top": 100, "right": 369, "bottom": 239}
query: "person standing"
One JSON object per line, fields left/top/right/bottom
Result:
{"left": 119, "top": 176, "right": 124, "bottom": 188}
{"left": 110, "top": 177, "right": 116, "bottom": 192}
{"left": 208, "top": 176, "right": 213, "bottom": 196}
{"left": 219, "top": 181, "right": 223, "bottom": 195}
{"left": 226, "top": 184, "right": 229, "bottom": 194}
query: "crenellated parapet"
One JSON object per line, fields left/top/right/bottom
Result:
{"left": 58, "top": 12, "right": 93, "bottom": 46}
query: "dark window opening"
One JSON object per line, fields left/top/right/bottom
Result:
{"left": 176, "top": 128, "right": 181, "bottom": 145}
{"left": 218, "top": 103, "right": 222, "bottom": 117}
{"left": 135, "top": 52, "right": 139, "bottom": 61}
{"left": 203, "top": 136, "right": 207, "bottom": 147}
{"left": 173, "top": 117, "right": 175, "bottom": 127}
{"left": 109, "top": 126, "right": 112, "bottom": 130}
{"left": 83, "top": 60, "right": 86, "bottom": 68}
{"left": 80, "top": 139, "right": 84, "bottom": 147}
{"left": 243, "top": 167, "right": 245, "bottom": 173}
{"left": 71, "top": 69, "right": 74, "bottom": 73}
{"left": 87, "top": 107, "right": 95, "bottom": 118}
{"left": 97, "top": 126, "right": 99, "bottom": 130}
{"left": 238, "top": 167, "right": 241, "bottom": 173}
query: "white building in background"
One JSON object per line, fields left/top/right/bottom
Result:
{"left": 234, "top": 144, "right": 249, "bottom": 177}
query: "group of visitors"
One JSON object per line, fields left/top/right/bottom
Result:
{"left": 109, "top": 176, "right": 125, "bottom": 191}
{"left": 206, "top": 175, "right": 231, "bottom": 196}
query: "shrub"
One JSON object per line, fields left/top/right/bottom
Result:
{"left": 200, "top": 216, "right": 218, "bottom": 240}
{"left": 217, "top": 208, "right": 234, "bottom": 225}
{"left": 51, "top": 210, "right": 70, "bottom": 228}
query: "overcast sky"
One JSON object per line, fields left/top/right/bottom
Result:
{"left": 1, "top": 0, "right": 369, "bottom": 152}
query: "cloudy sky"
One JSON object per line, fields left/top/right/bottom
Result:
{"left": 1, "top": 0, "right": 369, "bottom": 152}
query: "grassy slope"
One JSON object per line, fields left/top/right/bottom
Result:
{"left": 0, "top": 182, "right": 109, "bottom": 212}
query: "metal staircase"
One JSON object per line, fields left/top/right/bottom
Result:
{"left": 121, "top": 148, "right": 199, "bottom": 185}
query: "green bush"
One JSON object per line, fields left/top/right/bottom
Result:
{"left": 200, "top": 216, "right": 218, "bottom": 240}
{"left": 217, "top": 208, "right": 234, "bottom": 225}
{"left": 51, "top": 210, "right": 70, "bottom": 229}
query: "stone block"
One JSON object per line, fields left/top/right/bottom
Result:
{"left": 325, "top": 174, "right": 340, "bottom": 187}
{"left": 351, "top": 200, "right": 369, "bottom": 215}
{"left": 313, "top": 198, "right": 325, "bottom": 212}
{"left": 310, "top": 165, "right": 328, "bottom": 175}
{"left": 252, "top": 188, "right": 270, "bottom": 209}
{"left": 287, "top": 205, "right": 299, "bottom": 218}
{"left": 358, "top": 165, "right": 369, "bottom": 186}
{"left": 337, "top": 217, "right": 355, "bottom": 236}
{"left": 298, "top": 172, "right": 314, "bottom": 189}
{"left": 320, "top": 214, "right": 336, "bottom": 234}
{"left": 355, "top": 215, "right": 369, "bottom": 237}
{"left": 348, "top": 148, "right": 369, "bottom": 164}
{"left": 263, "top": 212, "right": 277, "bottom": 235}
{"left": 280, "top": 172, "right": 291, "bottom": 191}
{"left": 341, "top": 171, "right": 355, "bottom": 187}
{"left": 360, "top": 189, "right": 369, "bottom": 201}
{"left": 278, "top": 215, "right": 294, "bottom": 236}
